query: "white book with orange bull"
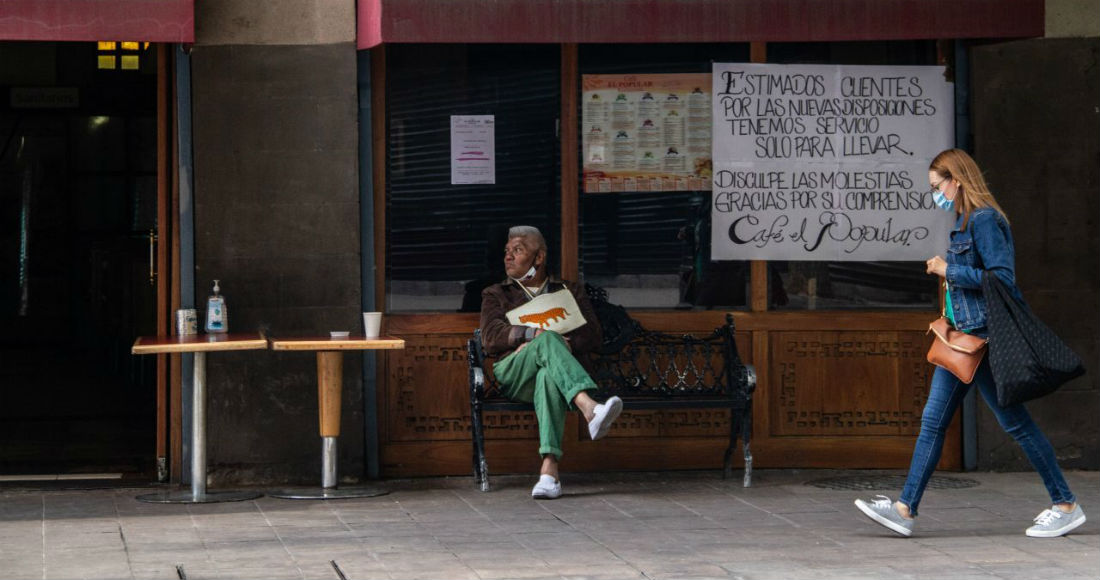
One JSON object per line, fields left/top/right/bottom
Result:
{"left": 505, "top": 289, "right": 587, "bottom": 335}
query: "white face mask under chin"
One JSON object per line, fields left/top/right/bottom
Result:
{"left": 516, "top": 266, "right": 537, "bottom": 282}
{"left": 513, "top": 266, "right": 545, "bottom": 300}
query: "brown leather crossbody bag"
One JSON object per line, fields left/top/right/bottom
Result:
{"left": 926, "top": 317, "right": 988, "bottom": 383}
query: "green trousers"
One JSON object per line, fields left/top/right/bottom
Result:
{"left": 492, "top": 331, "right": 597, "bottom": 459}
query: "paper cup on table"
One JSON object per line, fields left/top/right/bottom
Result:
{"left": 175, "top": 308, "right": 198, "bottom": 335}
{"left": 363, "top": 312, "right": 382, "bottom": 338}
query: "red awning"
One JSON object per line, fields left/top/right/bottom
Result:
{"left": 0, "top": 0, "right": 194, "bottom": 43}
{"left": 358, "top": 0, "right": 1043, "bottom": 49}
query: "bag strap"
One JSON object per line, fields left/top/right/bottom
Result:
{"left": 940, "top": 277, "right": 947, "bottom": 319}
{"left": 927, "top": 321, "right": 986, "bottom": 354}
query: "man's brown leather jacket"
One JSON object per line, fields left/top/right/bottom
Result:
{"left": 479, "top": 277, "right": 603, "bottom": 360}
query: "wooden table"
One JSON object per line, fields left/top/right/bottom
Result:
{"left": 267, "top": 335, "right": 405, "bottom": 499}
{"left": 131, "top": 333, "right": 268, "bottom": 503}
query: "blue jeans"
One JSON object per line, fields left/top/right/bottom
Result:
{"left": 900, "top": 359, "right": 1075, "bottom": 516}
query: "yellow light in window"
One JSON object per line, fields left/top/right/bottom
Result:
{"left": 98, "top": 55, "right": 116, "bottom": 69}
{"left": 121, "top": 41, "right": 139, "bottom": 51}
{"left": 98, "top": 41, "right": 116, "bottom": 51}
{"left": 121, "top": 55, "right": 140, "bottom": 70}
{"left": 143, "top": 42, "right": 150, "bottom": 50}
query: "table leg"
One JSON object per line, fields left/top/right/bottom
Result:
{"left": 193, "top": 350, "right": 207, "bottom": 496}
{"left": 319, "top": 351, "right": 341, "bottom": 488}
{"left": 137, "top": 351, "right": 262, "bottom": 504}
{"left": 268, "top": 350, "right": 388, "bottom": 500}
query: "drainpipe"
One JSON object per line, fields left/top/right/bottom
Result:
{"left": 177, "top": 44, "right": 196, "bottom": 484}
{"left": 357, "top": 50, "right": 380, "bottom": 480}
{"left": 954, "top": 39, "right": 978, "bottom": 472}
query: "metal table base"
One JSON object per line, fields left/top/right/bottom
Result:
{"left": 134, "top": 350, "right": 263, "bottom": 504}
{"left": 135, "top": 490, "right": 262, "bottom": 504}
{"left": 267, "top": 436, "right": 388, "bottom": 500}
{"left": 266, "top": 487, "right": 388, "bottom": 500}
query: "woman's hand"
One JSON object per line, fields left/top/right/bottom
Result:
{"left": 925, "top": 255, "right": 947, "bottom": 277}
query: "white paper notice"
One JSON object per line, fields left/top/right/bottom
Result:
{"left": 451, "top": 115, "right": 496, "bottom": 185}
{"left": 581, "top": 74, "right": 712, "bottom": 193}
{"left": 710, "top": 64, "right": 955, "bottom": 261}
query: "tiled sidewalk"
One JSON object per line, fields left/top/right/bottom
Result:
{"left": 0, "top": 470, "right": 1095, "bottom": 580}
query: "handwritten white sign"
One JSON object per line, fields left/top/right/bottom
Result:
{"left": 710, "top": 64, "right": 954, "bottom": 261}
{"left": 451, "top": 115, "right": 495, "bottom": 185}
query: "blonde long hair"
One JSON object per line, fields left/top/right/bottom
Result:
{"left": 929, "top": 149, "right": 1009, "bottom": 230}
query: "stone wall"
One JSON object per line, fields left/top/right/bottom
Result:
{"left": 1046, "top": 0, "right": 1100, "bottom": 38}
{"left": 971, "top": 37, "right": 1100, "bottom": 470}
{"left": 190, "top": 1, "right": 362, "bottom": 483}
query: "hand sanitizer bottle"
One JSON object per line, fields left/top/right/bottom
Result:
{"left": 204, "top": 279, "right": 228, "bottom": 333}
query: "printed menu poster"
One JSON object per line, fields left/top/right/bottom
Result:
{"left": 451, "top": 115, "right": 495, "bottom": 185}
{"left": 710, "top": 63, "right": 954, "bottom": 261}
{"left": 582, "top": 74, "right": 712, "bottom": 193}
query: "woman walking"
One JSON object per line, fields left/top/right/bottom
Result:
{"left": 854, "top": 149, "right": 1085, "bottom": 538}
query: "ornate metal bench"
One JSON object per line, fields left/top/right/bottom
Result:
{"left": 466, "top": 286, "right": 756, "bottom": 491}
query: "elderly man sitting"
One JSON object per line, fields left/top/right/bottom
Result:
{"left": 479, "top": 225, "right": 622, "bottom": 499}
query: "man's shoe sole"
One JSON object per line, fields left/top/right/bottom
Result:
{"left": 1026, "top": 514, "right": 1086, "bottom": 537}
{"left": 854, "top": 499, "right": 913, "bottom": 537}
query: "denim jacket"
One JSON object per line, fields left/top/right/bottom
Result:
{"left": 944, "top": 207, "right": 1025, "bottom": 335}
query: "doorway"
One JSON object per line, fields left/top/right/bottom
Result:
{"left": 0, "top": 41, "right": 159, "bottom": 476}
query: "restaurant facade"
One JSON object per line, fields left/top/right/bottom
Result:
{"left": 1, "top": 1, "right": 1096, "bottom": 486}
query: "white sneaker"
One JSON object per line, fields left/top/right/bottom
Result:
{"left": 531, "top": 474, "right": 561, "bottom": 500}
{"left": 854, "top": 495, "right": 914, "bottom": 537}
{"left": 1026, "top": 504, "right": 1086, "bottom": 538}
{"left": 588, "top": 396, "right": 623, "bottom": 441}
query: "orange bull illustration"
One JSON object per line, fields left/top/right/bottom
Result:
{"left": 519, "top": 307, "right": 569, "bottom": 329}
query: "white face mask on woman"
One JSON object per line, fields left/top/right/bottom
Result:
{"left": 933, "top": 189, "right": 955, "bottom": 212}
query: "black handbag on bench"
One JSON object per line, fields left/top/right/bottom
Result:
{"left": 982, "top": 271, "right": 1085, "bottom": 407}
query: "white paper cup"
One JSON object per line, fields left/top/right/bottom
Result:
{"left": 363, "top": 312, "right": 382, "bottom": 338}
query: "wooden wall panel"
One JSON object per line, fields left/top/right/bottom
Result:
{"left": 385, "top": 334, "right": 471, "bottom": 441}
{"left": 377, "top": 311, "right": 962, "bottom": 476}
{"left": 382, "top": 323, "right": 751, "bottom": 443}
{"left": 769, "top": 331, "right": 930, "bottom": 437}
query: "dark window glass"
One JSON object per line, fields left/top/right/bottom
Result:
{"left": 579, "top": 43, "right": 750, "bottom": 309}
{"left": 385, "top": 45, "right": 561, "bottom": 312}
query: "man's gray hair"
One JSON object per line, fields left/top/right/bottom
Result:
{"left": 509, "top": 225, "right": 547, "bottom": 254}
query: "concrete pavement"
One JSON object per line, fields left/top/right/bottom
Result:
{"left": 0, "top": 469, "right": 1095, "bottom": 579}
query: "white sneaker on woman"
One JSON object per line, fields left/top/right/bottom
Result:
{"left": 854, "top": 495, "right": 914, "bottom": 537}
{"left": 1026, "top": 504, "right": 1086, "bottom": 538}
